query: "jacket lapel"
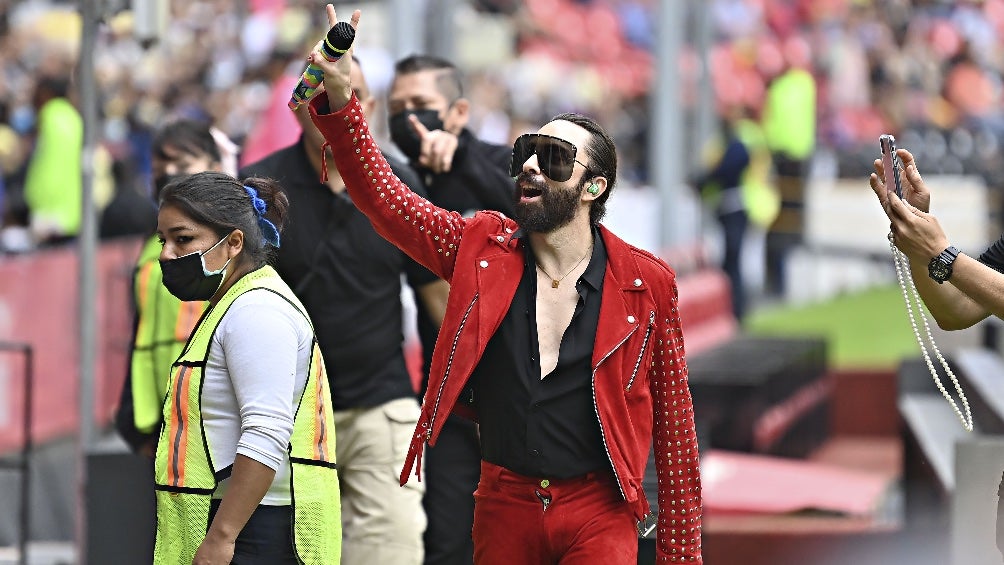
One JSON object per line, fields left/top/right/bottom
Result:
{"left": 592, "top": 226, "right": 647, "bottom": 368}
{"left": 475, "top": 231, "right": 523, "bottom": 351}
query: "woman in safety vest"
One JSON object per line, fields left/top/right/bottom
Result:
{"left": 153, "top": 172, "right": 341, "bottom": 565}
{"left": 116, "top": 120, "right": 222, "bottom": 456}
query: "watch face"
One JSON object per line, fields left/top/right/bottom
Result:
{"left": 930, "top": 259, "right": 952, "bottom": 282}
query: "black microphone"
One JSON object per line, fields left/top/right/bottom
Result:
{"left": 288, "top": 21, "right": 355, "bottom": 110}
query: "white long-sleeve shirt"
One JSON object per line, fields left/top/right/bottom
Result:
{"left": 202, "top": 289, "right": 313, "bottom": 505}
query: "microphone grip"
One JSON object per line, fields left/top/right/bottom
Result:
{"left": 288, "top": 22, "right": 355, "bottom": 110}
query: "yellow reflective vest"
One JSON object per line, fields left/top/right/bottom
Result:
{"left": 762, "top": 67, "right": 817, "bottom": 161}
{"left": 735, "top": 118, "right": 780, "bottom": 229}
{"left": 697, "top": 120, "right": 779, "bottom": 229}
{"left": 131, "top": 235, "right": 205, "bottom": 436}
{"left": 23, "top": 97, "right": 83, "bottom": 236}
{"left": 153, "top": 265, "right": 341, "bottom": 564}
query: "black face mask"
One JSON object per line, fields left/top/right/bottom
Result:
{"left": 160, "top": 236, "right": 231, "bottom": 302}
{"left": 388, "top": 109, "right": 445, "bottom": 163}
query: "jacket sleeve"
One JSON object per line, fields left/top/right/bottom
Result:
{"left": 308, "top": 92, "right": 466, "bottom": 282}
{"left": 650, "top": 275, "right": 703, "bottom": 562}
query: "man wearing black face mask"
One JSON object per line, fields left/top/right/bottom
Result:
{"left": 388, "top": 54, "right": 515, "bottom": 565}
{"left": 114, "top": 119, "right": 226, "bottom": 456}
{"left": 388, "top": 55, "right": 515, "bottom": 219}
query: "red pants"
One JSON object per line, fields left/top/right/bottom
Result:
{"left": 472, "top": 461, "right": 638, "bottom": 565}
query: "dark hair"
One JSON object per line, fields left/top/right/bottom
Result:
{"left": 160, "top": 172, "right": 289, "bottom": 268}
{"left": 394, "top": 54, "right": 464, "bottom": 102}
{"left": 550, "top": 113, "right": 617, "bottom": 225}
{"left": 152, "top": 120, "right": 221, "bottom": 163}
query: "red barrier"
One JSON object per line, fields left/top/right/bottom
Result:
{"left": 0, "top": 239, "right": 737, "bottom": 453}
{"left": 0, "top": 238, "right": 142, "bottom": 453}
{"left": 676, "top": 268, "right": 738, "bottom": 356}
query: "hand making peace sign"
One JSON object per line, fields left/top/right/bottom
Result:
{"left": 308, "top": 4, "right": 361, "bottom": 111}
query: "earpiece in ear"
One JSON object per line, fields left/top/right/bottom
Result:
{"left": 587, "top": 183, "right": 600, "bottom": 195}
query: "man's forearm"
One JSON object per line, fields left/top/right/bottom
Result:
{"left": 915, "top": 256, "right": 991, "bottom": 331}
{"left": 416, "top": 279, "right": 449, "bottom": 327}
{"left": 310, "top": 93, "right": 466, "bottom": 282}
{"left": 651, "top": 288, "right": 703, "bottom": 562}
{"left": 933, "top": 254, "right": 1004, "bottom": 328}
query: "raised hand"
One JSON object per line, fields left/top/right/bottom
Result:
{"left": 885, "top": 191, "right": 950, "bottom": 262}
{"left": 896, "top": 150, "right": 931, "bottom": 213}
{"left": 307, "top": 5, "right": 360, "bottom": 110}
{"left": 869, "top": 148, "right": 931, "bottom": 214}
{"left": 869, "top": 148, "right": 947, "bottom": 261}
{"left": 408, "top": 115, "right": 459, "bottom": 173}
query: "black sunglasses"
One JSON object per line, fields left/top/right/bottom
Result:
{"left": 510, "top": 133, "right": 590, "bottom": 182}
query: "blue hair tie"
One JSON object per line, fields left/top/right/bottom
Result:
{"left": 243, "top": 185, "right": 281, "bottom": 247}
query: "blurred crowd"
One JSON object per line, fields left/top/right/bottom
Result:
{"left": 3, "top": 0, "right": 1004, "bottom": 253}
{"left": 700, "top": 0, "right": 1004, "bottom": 185}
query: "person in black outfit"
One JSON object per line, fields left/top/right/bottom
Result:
{"left": 386, "top": 54, "right": 515, "bottom": 565}
{"left": 692, "top": 117, "right": 751, "bottom": 320}
{"left": 872, "top": 148, "right": 1004, "bottom": 563}
{"left": 240, "top": 58, "right": 437, "bottom": 565}
{"left": 99, "top": 159, "right": 158, "bottom": 240}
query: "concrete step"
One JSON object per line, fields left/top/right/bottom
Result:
{"left": 0, "top": 542, "right": 75, "bottom": 565}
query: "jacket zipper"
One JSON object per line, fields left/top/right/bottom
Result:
{"left": 592, "top": 324, "right": 639, "bottom": 500}
{"left": 427, "top": 293, "right": 479, "bottom": 440}
{"left": 625, "top": 310, "right": 656, "bottom": 392}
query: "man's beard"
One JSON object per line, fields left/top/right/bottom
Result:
{"left": 512, "top": 173, "right": 584, "bottom": 233}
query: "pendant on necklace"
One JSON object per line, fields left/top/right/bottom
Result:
{"left": 551, "top": 279, "right": 560, "bottom": 289}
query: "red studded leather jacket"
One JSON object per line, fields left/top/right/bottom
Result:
{"left": 310, "top": 93, "right": 702, "bottom": 562}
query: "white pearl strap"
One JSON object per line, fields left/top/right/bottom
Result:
{"left": 890, "top": 234, "right": 974, "bottom": 432}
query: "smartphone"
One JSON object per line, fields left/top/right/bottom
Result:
{"left": 879, "top": 134, "right": 903, "bottom": 199}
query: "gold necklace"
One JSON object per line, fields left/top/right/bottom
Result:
{"left": 535, "top": 245, "right": 592, "bottom": 289}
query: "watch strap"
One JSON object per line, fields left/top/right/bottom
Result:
{"left": 940, "top": 246, "right": 960, "bottom": 264}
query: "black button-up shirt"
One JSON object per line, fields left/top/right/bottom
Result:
{"left": 240, "top": 139, "right": 435, "bottom": 410}
{"left": 979, "top": 233, "right": 1004, "bottom": 272}
{"left": 471, "top": 227, "right": 610, "bottom": 478}
{"left": 411, "top": 130, "right": 516, "bottom": 398}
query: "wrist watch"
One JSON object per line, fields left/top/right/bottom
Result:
{"left": 928, "top": 246, "right": 960, "bottom": 284}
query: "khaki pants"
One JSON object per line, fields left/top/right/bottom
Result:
{"left": 334, "top": 397, "right": 426, "bottom": 565}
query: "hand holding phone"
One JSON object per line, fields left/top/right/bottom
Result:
{"left": 879, "top": 134, "right": 903, "bottom": 200}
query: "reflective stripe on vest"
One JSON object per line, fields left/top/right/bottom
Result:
{"left": 153, "top": 265, "right": 340, "bottom": 564}
{"left": 131, "top": 235, "right": 206, "bottom": 434}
